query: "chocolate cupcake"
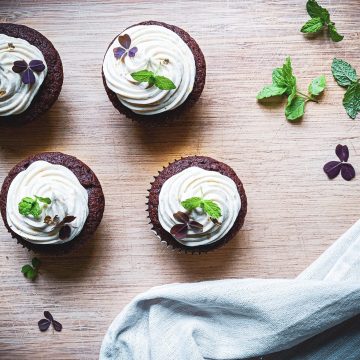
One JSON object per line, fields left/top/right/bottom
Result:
{"left": 0, "top": 23, "right": 63, "bottom": 126}
{"left": 147, "top": 156, "right": 247, "bottom": 253}
{"left": 0, "top": 152, "right": 105, "bottom": 254}
{"left": 102, "top": 21, "right": 206, "bottom": 122}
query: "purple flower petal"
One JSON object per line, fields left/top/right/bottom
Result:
{"left": 323, "top": 161, "right": 342, "bottom": 179}
{"left": 12, "top": 60, "right": 28, "bottom": 73}
{"left": 21, "top": 68, "right": 35, "bottom": 85}
{"left": 170, "top": 223, "right": 188, "bottom": 239}
{"left": 118, "top": 34, "right": 131, "bottom": 49}
{"left": 52, "top": 320, "right": 62, "bottom": 332}
{"left": 341, "top": 163, "right": 355, "bottom": 181}
{"left": 44, "top": 311, "right": 53, "bottom": 321}
{"left": 29, "top": 59, "right": 45, "bottom": 72}
{"left": 128, "top": 47, "right": 138, "bottom": 58}
{"left": 335, "top": 144, "right": 349, "bottom": 162}
{"left": 113, "top": 47, "right": 126, "bottom": 59}
{"left": 188, "top": 220, "right": 203, "bottom": 231}
{"left": 38, "top": 319, "right": 51, "bottom": 332}
{"left": 173, "top": 211, "right": 189, "bottom": 224}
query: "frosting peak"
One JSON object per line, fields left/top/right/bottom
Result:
{"left": 0, "top": 34, "right": 47, "bottom": 116}
{"left": 158, "top": 167, "right": 241, "bottom": 246}
{"left": 102, "top": 25, "right": 196, "bottom": 115}
{"left": 6, "top": 161, "right": 89, "bottom": 245}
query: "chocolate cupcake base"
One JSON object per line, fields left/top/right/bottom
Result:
{"left": 0, "top": 152, "right": 105, "bottom": 254}
{"left": 147, "top": 156, "right": 247, "bottom": 253}
{"left": 102, "top": 20, "right": 206, "bottom": 123}
{"left": 0, "top": 23, "right": 63, "bottom": 126}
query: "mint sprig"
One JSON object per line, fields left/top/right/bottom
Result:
{"left": 18, "top": 196, "right": 51, "bottom": 218}
{"left": 21, "top": 258, "right": 41, "bottom": 280}
{"left": 257, "top": 57, "right": 326, "bottom": 121}
{"left": 131, "top": 69, "right": 176, "bottom": 90}
{"left": 332, "top": 58, "right": 360, "bottom": 119}
{"left": 181, "top": 197, "right": 222, "bottom": 219}
{"left": 301, "top": 0, "right": 343, "bottom": 42}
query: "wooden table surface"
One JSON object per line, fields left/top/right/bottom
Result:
{"left": 0, "top": 0, "right": 359, "bottom": 358}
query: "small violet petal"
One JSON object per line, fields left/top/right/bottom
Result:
{"left": 52, "top": 320, "right": 63, "bottom": 332}
{"left": 59, "top": 225, "right": 71, "bottom": 240}
{"left": 170, "top": 223, "right": 188, "bottom": 239}
{"left": 118, "top": 34, "right": 131, "bottom": 49}
{"left": 188, "top": 220, "right": 203, "bottom": 231}
{"left": 336, "top": 144, "right": 349, "bottom": 162}
{"left": 21, "top": 68, "right": 35, "bottom": 85}
{"left": 323, "top": 161, "right": 342, "bottom": 179}
{"left": 12, "top": 60, "right": 28, "bottom": 73}
{"left": 128, "top": 47, "right": 138, "bottom": 58}
{"left": 29, "top": 60, "right": 45, "bottom": 72}
{"left": 113, "top": 47, "right": 126, "bottom": 59}
{"left": 173, "top": 211, "right": 189, "bottom": 224}
{"left": 44, "top": 311, "right": 53, "bottom": 321}
{"left": 38, "top": 319, "right": 51, "bottom": 332}
{"left": 341, "top": 163, "right": 355, "bottom": 181}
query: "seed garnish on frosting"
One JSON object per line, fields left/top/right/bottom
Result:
{"left": 12, "top": 59, "right": 45, "bottom": 85}
{"left": 170, "top": 211, "right": 203, "bottom": 240}
{"left": 7, "top": 42, "right": 15, "bottom": 51}
{"left": 113, "top": 34, "right": 138, "bottom": 61}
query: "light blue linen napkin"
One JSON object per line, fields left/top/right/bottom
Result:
{"left": 100, "top": 220, "right": 360, "bottom": 360}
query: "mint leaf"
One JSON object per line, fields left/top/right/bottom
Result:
{"left": 35, "top": 196, "right": 51, "bottom": 205}
{"left": 201, "top": 200, "right": 222, "bottom": 219}
{"left": 31, "top": 257, "right": 41, "bottom": 268}
{"left": 332, "top": 58, "right": 358, "bottom": 87}
{"left": 25, "top": 268, "right": 37, "bottom": 280}
{"left": 18, "top": 197, "right": 36, "bottom": 216}
{"left": 131, "top": 70, "right": 154, "bottom": 82}
{"left": 285, "top": 96, "right": 305, "bottom": 121}
{"left": 343, "top": 82, "right": 360, "bottom": 119}
{"left": 287, "top": 85, "right": 297, "bottom": 106}
{"left": 301, "top": 17, "right": 324, "bottom": 33}
{"left": 272, "top": 68, "right": 286, "bottom": 87}
{"left": 306, "top": 0, "right": 330, "bottom": 23}
{"left": 328, "top": 23, "right": 344, "bottom": 42}
{"left": 308, "top": 75, "right": 326, "bottom": 96}
{"left": 256, "top": 85, "right": 287, "bottom": 99}
{"left": 181, "top": 197, "right": 202, "bottom": 211}
{"left": 21, "top": 264, "right": 33, "bottom": 274}
{"left": 154, "top": 76, "right": 176, "bottom": 90}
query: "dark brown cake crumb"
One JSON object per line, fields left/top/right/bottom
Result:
{"left": 147, "top": 156, "right": 247, "bottom": 253}
{"left": 102, "top": 21, "right": 206, "bottom": 123}
{"left": 0, "top": 23, "right": 63, "bottom": 126}
{"left": 0, "top": 152, "right": 105, "bottom": 254}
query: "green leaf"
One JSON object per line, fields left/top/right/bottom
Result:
{"left": 287, "top": 84, "right": 297, "bottom": 106}
{"left": 328, "top": 23, "right": 344, "bottom": 42}
{"left": 285, "top": 96, "right": 305, "bottom": 121}
{"left": 25, "top": 268, "right": 37, "bottom": 280}
{"left": 301, "top": 17, "right": 324, "bottom": 33}
{"left": 21, "top": 264, "right": 33, "bottom": 274}
{"left": 131, "top": 70, "right": 154, "bottom": 82}
{"left": 331, "top": 58, "right": 358, "bottom": 87}
{"left": 306, "top": 0, "right": 330, "bottom": 23}
{"left": 308, "top": 75, "right": 326, "bottom": 96}
{"left": 154, "top": 76, "right": 176, "bottom": 90}
{"left": 256, "top": 85, "right": 287, "bottom": 99}
{"left": 181, "top": 197, "right": 203, "bottom": 211}
{"left": 282, "top": 57, "right": 293, "bottom": 82}
{"left": 35, "top": 196, "right": 51, "bottom": 205}
{"left": 18, "top": 197, "right": 35, "bottom": 216}
{"left": 31, "top": 257, "right": 41, "bottom": 269}
{"left": 272, "top": 68, "right": 286, "bottom": 87}
{"left": 201, "top": 200, "right": 222, "bottom": 219}
{"left": 343, "top": 82, "right": 360, "bottom": 119}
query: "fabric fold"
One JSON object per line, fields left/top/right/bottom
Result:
{"left": 100, "top": 220, "right": 360, "bottom": 360}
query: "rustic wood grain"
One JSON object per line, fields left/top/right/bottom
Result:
{"left": 0, "top": 0, "right": 359, "bottom": 358}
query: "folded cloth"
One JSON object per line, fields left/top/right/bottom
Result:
{"left": 100, "top": 220, "right": 360, "bottom": 360}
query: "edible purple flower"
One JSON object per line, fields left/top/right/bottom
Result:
{"left": 113, "top": 34, "right": 138, "bottom": 61}
{"left": 38, "top": 311, "right": 62, "bottom": 332}
{"left": 170, "top": 211, "right": 203, "bottom": 240}
{"left": 12, "top": 59, "right": 45, "bottom": 85}
{"left": 323, "top": 144, "right": 355, "bottom": 181}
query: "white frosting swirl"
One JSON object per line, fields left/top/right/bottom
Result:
{"left": 158, "top": 167, "right": 241, "bottom": 247}
{"left": 103, "top": 25, "right": 196, "bottom": 115}
{"left": 6, "top": 161, "right": 89, "bottom": 245}
{"left": 0, "top": 34, "right": 47, "bottom": 116}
